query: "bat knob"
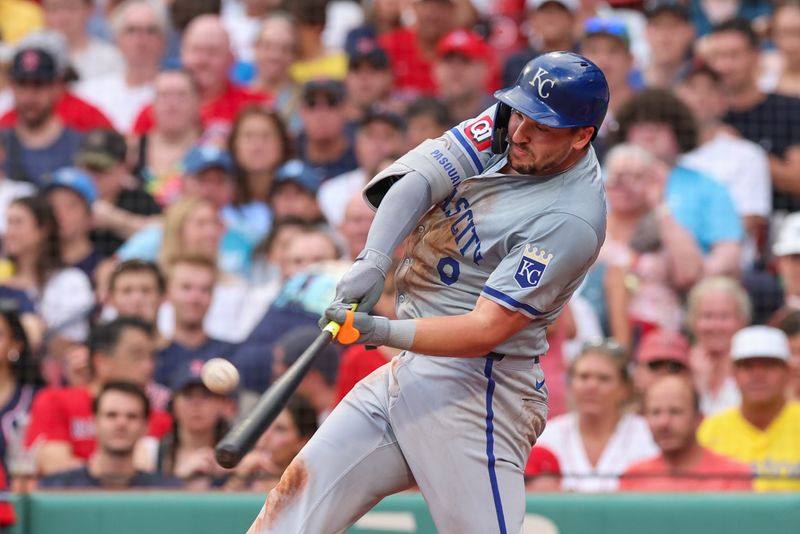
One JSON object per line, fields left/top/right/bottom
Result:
{"left": 215, "top": 443, "right": 244, "bottom": 469}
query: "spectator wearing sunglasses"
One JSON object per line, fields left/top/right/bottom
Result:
{"left": 296, "top": 80, "right": 358, "bottom": 181}
{"left": 632, "top": 329, "right": 692, "bottom": 412}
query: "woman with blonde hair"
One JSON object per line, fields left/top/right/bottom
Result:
{"left": 537, "top": 340, "right": 657, "bottom": 492}
{"left": 686, "top": 276, "right": 751, "bottom": 415}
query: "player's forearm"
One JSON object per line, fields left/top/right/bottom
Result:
{"left": 364, "top": 171, "right": 433, "bottom": 256}
{"left": 406, "top": 314, "right": 508, "bottom": 357}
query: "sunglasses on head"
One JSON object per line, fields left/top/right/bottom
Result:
{"left": 584, "top": 18, "right": 629, "bottom": 41}
{"left": 582, "top": 338, "right": 628, "bottom": 360}
{"left": 647, "top": 360, "right": 688, "bottom": 373}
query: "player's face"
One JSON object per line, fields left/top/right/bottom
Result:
{"left": 690, "top": 291, "right": 746, "bottom": 355}
{"left": 507, "top": 111, "right": 593, "bottom": 175}
{"left": 95, "top": 390, "right": 148, "bottom": 456}
{"left": 644, "top": 379, "right": 698, "bottom": 455}
{"left": 734, "top": 358, "right": 789, "bottom": 405}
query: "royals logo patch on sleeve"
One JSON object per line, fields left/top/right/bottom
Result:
{"left": 515, "top": 245, "right": 553, "bottom": 289}
{"left": 464, "top": 114, "right": 493, "bottom": 151}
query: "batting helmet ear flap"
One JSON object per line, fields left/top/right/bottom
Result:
{"left": 491, "top": 102, "right": 512, "bottom": 154}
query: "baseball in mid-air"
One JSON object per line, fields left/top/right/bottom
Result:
{"left": 201, "top": 358, "right": 240, "bottom": 394}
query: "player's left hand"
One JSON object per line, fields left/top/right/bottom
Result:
{"left": 322, "top": 305, "right": 391, "bottom": 346}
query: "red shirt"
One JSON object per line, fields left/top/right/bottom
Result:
{"left": 379, "top": 28, "right": 437, "bottom": 96}
{"left": 131, "top": 82, "right": 270, "bottom": 135}
{"left": 0, "top": 462, "right": 14, "bottom": 526}
{"left": 24, "top": 386, "right": 172, "bottom": 461}
{"left": 619, "top": 448, "right": 753, "bottom": 492}
{"left": 0, "top": 92, "right": 114, "bottom": 132}
{"left": 333, "top": 345, "right": 392, "bottom": 406}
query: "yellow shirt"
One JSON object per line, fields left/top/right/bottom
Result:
{"left": 0, "top": 0, "right": 43, "bottom": 45}
{"left": 290, "top": 53, "right": 348, "bottom": 85}
{"left": 698, "top": 401, "right": 800, "bottom": 491}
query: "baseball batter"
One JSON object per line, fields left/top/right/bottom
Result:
{"left": 248, "top": 52, "right": 610, "bottom": 534}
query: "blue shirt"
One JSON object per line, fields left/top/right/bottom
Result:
{"left": 665, "top": 166, "right": 744, "bottom": 254}
{"left": 155, "top": 338, "right": 237, "bottom": 388}
{"left": 2, "top": 127, "right": 83, "bottom": 186}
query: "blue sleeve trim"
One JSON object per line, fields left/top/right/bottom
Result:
{"left": 482, "top": 286, "right": 543, "bottom": 317}
{"left": 449, "top": 127, "right": 484, "bottom": 174}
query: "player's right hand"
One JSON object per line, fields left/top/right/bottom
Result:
{"left": 331, "top": 248, "right": 392, "bottom": 313}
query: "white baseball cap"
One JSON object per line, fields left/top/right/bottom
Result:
{"left": 773, "top": 212, "right": 800, "bottom": 257}
{"left": 527, "top": 0, "right": 580, "bottom": 12}
{"left": 730, "top": 326, "right": 790, "bottom": 363}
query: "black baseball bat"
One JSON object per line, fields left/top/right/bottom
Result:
{"left": 215, "top": 328, "right": 336, "bottom": 468}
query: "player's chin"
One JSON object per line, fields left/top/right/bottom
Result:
{"left": 508, "top": 152, "right": 538, "bottom": 175}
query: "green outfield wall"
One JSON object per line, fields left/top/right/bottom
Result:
{"left": 4, "top": 492, "right": 799, "bottom": 534}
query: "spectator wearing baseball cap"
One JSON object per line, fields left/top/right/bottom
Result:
{"left": 579, "top": 17, "right": 637, "bottom": 140}
{"left": 0, "top": 31, "right": 114, "bottom": 133}
{"left": 44, "top": 167, "right": 105, "bottom": 279}
{"left": 643, "top": 0, "right": 695, "bottom": 88}
{"left": 344, "top": 32, "right": 394, "bottom": 123}
{"left": 296, "top": 79, "right": 358, "bottom": 181}
{"left": 1, "top": 44, "right": 84, "bottom": 185}
{"left": 621, "top": 375, "right": 752, "bottom": 492}
{"left": 633, "top": 329, "right": 692, "bottom": 410}
{"left": 699, "top": 326, "right": 800, "bottom": 491}
{"left": 142, "top": 356, "right": 234, "bottom": 489}
{"left": 319, "top": 108, "right": 405, "bottom": 226}
{"left": 503, "top": 0, "right": 579, "bottom": 88}
{"left": 76, "top": 129, "right": 162, "bottom": 257}
{"left": 523, "top": 445, "right": 561, "bottom": 492}
{"left": 433, "top": 30, "right": 496, "bottom": 124}
{"left": 270, "top": 159, "right": 325, "bottom": 224}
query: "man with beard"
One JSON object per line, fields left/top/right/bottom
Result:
{"left": 620, "top": 375, "right": 752, "bottom": 491}
{"left": 37, "top": 382, "right": 182, "bottom": 488}
{"left": 1, "top": 44, "right": 83, "bottom": 185}
{"left": 248, "top": 52, "right": 609, "bottom": 534}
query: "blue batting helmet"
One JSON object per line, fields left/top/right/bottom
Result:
{"left": 491, "top": 52, "right": 609, "bottom": 153}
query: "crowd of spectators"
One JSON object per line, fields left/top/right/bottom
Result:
{"left": 0, "top": 0, "right": 799, "bottom": 523}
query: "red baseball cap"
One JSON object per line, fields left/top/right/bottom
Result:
{"left": 524, "top": 446, "right": 561, "bottom": 478}
{"left": 436, "top": 30, "right": 491, "bottom": 63}
{"left": 635, "top": 329, "right": 691, "bottom": 366}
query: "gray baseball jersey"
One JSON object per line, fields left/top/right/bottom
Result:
{"left": 249, "top": 110, "right": 606, "bottom": 534}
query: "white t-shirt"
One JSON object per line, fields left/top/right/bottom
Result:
{"left": 537, "top": 411, "right": 658, "bottom": 493}
{"left": 317, "top": 168, "right": 366, "bottom": 227}
{"left": 39, "top": 268, "right": 95, "bottom": 342}
{"left": 71, "top": 38, "right": 124, "bottom": 81}
{"left": 220, "top": 0, "right": 261, "bottom": 63}
{"left": 74, "top": 75, "right": 154, "bottom": 133}
{"left": 680, "top": 132, "right": 771, "bottom": 218}
{"left": 0, "top": 88, "right": 12, "bottom": 117}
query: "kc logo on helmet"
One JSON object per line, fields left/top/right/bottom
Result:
{"left": 515, "top": 245, "right": 553, "bottom": 289}
{"left": 465, "top": 114, "right": 493, "bottom": 151}
{"left": 528, "top": 67, "right": 556, "bottom": 99}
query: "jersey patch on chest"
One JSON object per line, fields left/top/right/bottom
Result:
{"left": 515, "top": 245, "right": 553, "bottom": 288}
